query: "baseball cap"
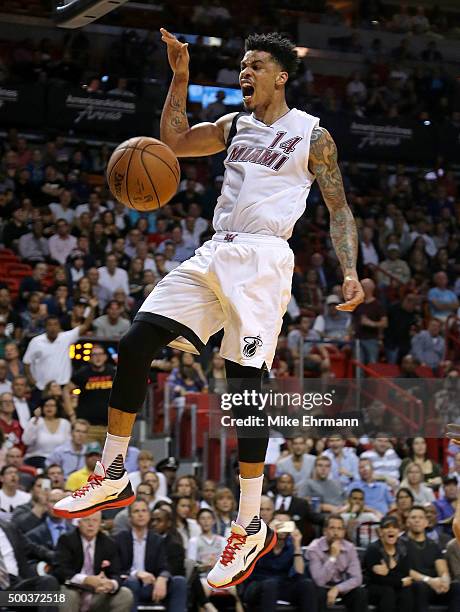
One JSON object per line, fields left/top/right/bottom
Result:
{"left": 326, "top": 294, "right": 341, "bottom": 306}
{"left": 443, "top": 475, "right": 458, "bottom": 486}
{"left": 156, "top": 457, "right": 179, "bottom": 471}
{"left": 85, "top": 442, "right": 102, "bottom": 456}
{"left": 380, "top": 514, "right": 399, "bottom": 529}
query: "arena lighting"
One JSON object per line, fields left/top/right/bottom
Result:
{"left": 54, "top": 0, "right": 130, "bottom": 29}
{"left": 295, "top": 47, "right": 310, "bottom": 58}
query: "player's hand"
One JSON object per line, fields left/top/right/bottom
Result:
{"left": 336, "top": 276, "right": 365, "bottom": 312}
{"left": 447, "top": 423, "right": 460, "bottom": 445}
{"left": 160, "top": 28, "right": 189, "bottom": 77}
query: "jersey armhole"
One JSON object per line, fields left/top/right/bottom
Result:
{"left": 226, "top": 111, "right": 250, "bottom": 148}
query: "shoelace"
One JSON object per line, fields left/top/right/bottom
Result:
{"left": 72, "top": 472, "right": 104, "bottom": 498}
{"left": 220, "top": 532, "right": 247, "bottom": 566}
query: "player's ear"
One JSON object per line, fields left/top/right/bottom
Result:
{"left": 276, "top": 71, "right": 288, "bottom": 88}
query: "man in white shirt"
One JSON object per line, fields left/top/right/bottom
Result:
{"left": 23, "top": 307, "right": 95, "bottom": 391}
{"left": 98, "top": 253, "right": 130, "bottom": 297}
{"left": 48, "top": 219, "right": 77, "bottom": 265}
{"left": 361, "top": 436, "right": 401, "bottom": 488}
{"left": 49, "top": 189, "right": 75, "bottom": 225}
{"left": 75, "top": 191, "right": 107, "bottom": 220}
{"left": 360, "top": 227, "right": 380, "bottom": 266}
{"left": 0, "top": 465, "right": 31, "bottom": 518}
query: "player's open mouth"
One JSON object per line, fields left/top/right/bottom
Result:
{"left": 241, "top": 84, "right": 255, "bottom": 102}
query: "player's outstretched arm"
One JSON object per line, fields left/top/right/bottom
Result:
{"left": 160, "top": 28, "right": 233, "bottom": 158}
{"left": 309, "top": 126, "right": 364, "bottom": 312}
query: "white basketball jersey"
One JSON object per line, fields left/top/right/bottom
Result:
{"left": 213, "top": 108, "right": 320, "bottom": 240}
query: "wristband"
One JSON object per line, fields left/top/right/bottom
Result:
{"left": 344, "top": 275, "right": 356, "bottom": 282}
{"left": 423, "top": 576, "right": 430, "bottom": 583}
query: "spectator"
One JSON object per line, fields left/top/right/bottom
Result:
{"left": 156, "top": 456, "right": 179, "bottom": 495}
{"left": 352, "top": 278, "right": 387, "bottom": 364}
{"left": 0, "top": 391, "right": 24, "bottom": 452}
{"left": 313, "top": 295, "right": 352, "bottom": 343}
{"left": 287, "top": 315, "right": 330, "bottom": 375}
{"left": 435, "top": 476, "right": 458, "bottom": 523}
{"left": 346, "top": 71, "right": 367, "bottom": 102}
{"left": 446, "top": 537, "right": 460, "bottom": 581}
{"left": 341, "top": 488, "right": 380, "bottom": 547}
{"left": 363, "top": 514, "right": 413, "bottom": 612}
{"left": 0, "top": 359, "right": 12, "bottom": 393}
{"left": 46, "top": 464, "right": 66, "bottom": 490}
{"left": 425, "top": 503, "right": 451, "bottom": 549}
{"left": 21, "top": 292, "right": 47, "bottom": 341}
{"left": 54, "top": 511, "right": 133, "bottom": 612}
{"left": 70, "top": 345, "right": 114, "bottom": 445}
{"left": 377, "top": 244, "right": 411, "bottom": 287}
{"left": 347, "top": 458, "right": 394, "bottom": 516}
{"left": 49, "top": 189, "right": 75, "bottom": 224}
{"left": 23, "top": 309, "right": 95, "bottom": 392}
{"left": 212, "top": 487, "right": 237, "bottom": 539}
{"left": 275, "top": 435, "right": 316, "bottom": 487}
{"left": 307, "top": 514, "right": 367, "bottom": 611}
{"left": 400, "top": 437, "right": 442, "bottom": 490}
{"left": 117, "top": 498, "right": 187, "bottom": 612}
{"left": 411, "top": 319, "right": 445, "bottom": 371}
{"left": 27, "top": 488, "right": 74, "bottom": 551}
{"left": 384, "top": 294, "right": 418, "bottom": 364}
{"left": 65, "top": 442, "right": 102, "bottom": 491}
{"left": 0, "top": 516, "right": 59, "bottom": 607}
{"left": 45, "top": 418, "right": 89, "bottom": 479}
{"left": 93, "top": 300, "right": 130, "bottom": 339}
{"left": 403, "top": 506, "right": 460, "bottom": 611}
{"left": 0, "top": 464, "right": 31, "bottom": 517}
{"left": 298, "top": 455, "right": 345, "bottom": 512}
{"left": 361, "top": 437, "right": 401, "bottom": 487}
{"left": 388, "top": 488, "right": 414, "bottom": 530}
{"left": 18, "top": 219, "right": 50, "bottom": 263}
{"left": 2, "top": 206, "right": 28, "bottom": 250}
{"left": 400, "top": 462, "right": 435, "bottom": 505}
{"left": 173, "top": 495, "right": 200, "bottom": 549}
{"left": 22, "top": 398, "right": 71, "bottom": 469}
{"left": 129, "top": 450, "right": 168, "bottom": 498}
{"left": 271, "top": 473, "right": 318, "bottom": 543}
{"left": 49, "top": 219, "right": 77, "bottom": 265}
{"left": 157, "top": 226, "right": 195, "bottom": 263}
{"left": 4, "top": 446, "right": 36, "bottom": 490}
{"left": 112, "top": 480, "right": 166, "bottom": 535}
{"left": 11, "top": 375, "right": 31, "bottom": 430}
{"left": 323, "top": 435, "right": 359, "bottom": 486}
{"left": 97, "top": 253, "right": 130, "bottom": 296}
{"left": 108, "top": 77, "right": 135, "bottom": 97}
{"left": 18, "top": 261, "right": 48, "bottom": 304}
{"left": 0, "top": 288, "right": 22, "bottom": 342}
{"left": 427, "top": 272, "right": 459, "bottom": 322}
{"left": 238, "top": 510, "right": 315, "bottom": 612}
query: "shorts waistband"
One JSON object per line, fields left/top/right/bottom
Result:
{"left": 212, "top": 231, "right": 289, "bottom": 248}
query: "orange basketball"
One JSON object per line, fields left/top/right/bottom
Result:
{"left": 106, "top": 136, "right": 180, "bottom": 211}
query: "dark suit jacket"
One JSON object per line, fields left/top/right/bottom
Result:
{"left": 116, "top": 529, "right": 170, "bottom": 578}
{"left": 53, "top": 529, "right": 123, "bottom": 588}
{"left": 164, "top": 533, "right": 186, "bottom": 577}
{"left": 0, "top": 519, "right": 54, "bottom": 579}
{"left": 27, "top": 520, "right": 74, "bottom": 552}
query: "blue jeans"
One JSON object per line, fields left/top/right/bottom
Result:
{"left": 123, "top": 575, "right": 187, "bottom": 612}
{"left": 359, "top": 339, "right": 380, "bottom": 364}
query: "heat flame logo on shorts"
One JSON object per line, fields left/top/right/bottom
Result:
{"left": 242, "top": 335, "right": 263, "bottom": 358}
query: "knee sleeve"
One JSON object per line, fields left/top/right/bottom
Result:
{"left": 109, "top": 321, "right": 177, "bottom": 414}
{"left": 224, "top": 359, "right": 268, "bottom": 463}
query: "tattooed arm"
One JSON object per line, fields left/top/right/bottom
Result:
{"left": 160, "top": 28, "right": 234, "bottom": 157}
{"left": 309, "top": 126, "right": 364, "bottom": 311}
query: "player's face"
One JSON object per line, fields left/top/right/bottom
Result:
{"left": 239, "top": 51, "right": 286, "bottom": 111}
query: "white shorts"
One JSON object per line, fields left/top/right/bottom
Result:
{"left": 136, "top": 231, "right": 294, "bottom": 368}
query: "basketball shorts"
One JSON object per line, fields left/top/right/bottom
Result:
{"left": 135, "top": 231, "right": 294, "bottom": 369}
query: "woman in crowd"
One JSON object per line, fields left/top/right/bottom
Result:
{"left": 42, "top": 380, "right": 73, "bottom": 421}
{"left": 400, "top": 437, "right": 442, "bottom": 490}
{"left": 205, "top": 350, "right": 226, "bottom": 394}
{"left": 388, "top": 487, "right": 414, "bottom": 530}
{"left": 400, "top": 462, "right": 435, "bottom": 504}
{"left": 172, "top": 495, "right": 201, "bottom": 549}
{"left": 364, "top": 515, "right": 414, "bottom": 612}
{"left": 168, "top": 352, "right": 208, "bottom": 398}
{"left": 22, "top": 397, "right": 71, "bottom": 468}
{"left": 174, "top": 475, "right": 199, "bottom": 516}
{"left": 212, "top": 487, "right": 237, "bottom": 539}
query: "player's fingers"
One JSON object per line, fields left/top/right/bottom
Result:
{"left": 336, "top": 295, "right": 363, "bottom": 312}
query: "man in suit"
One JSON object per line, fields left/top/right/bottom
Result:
{"left": 271, "top": 473, "right": 321, "bottom": 543}
{"left": 27, "top": 489, "right": 74, "bottom": 552}
{"left": 0, "top": 518, "right": 59, "bottom": 612}
{"left": 117, "top": 498, "right": 187, "bottom": 612}
{"left": 53, "top": 511, "right": 133, "bottom": 612}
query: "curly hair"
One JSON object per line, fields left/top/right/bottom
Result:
{"left": 244, "top": 32, "right": 300, "bottom": 77}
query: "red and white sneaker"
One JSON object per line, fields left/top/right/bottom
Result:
{"left": 207, "top": 519, "right": 276, "bottom": 589}
{"left": 53, "top": 461, "right": 135, "bottom": 519}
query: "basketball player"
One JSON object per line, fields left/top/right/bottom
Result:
{"left": 54, "top": 30, "right": 365, "bottom": 588}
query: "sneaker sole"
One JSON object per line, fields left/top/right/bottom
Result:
{"left": 53, "top": 493, "right": 136, "bottom": 519}
{"left": 207, "top": 528, "right": 277, "bottom": 589}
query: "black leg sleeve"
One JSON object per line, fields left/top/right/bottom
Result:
{"left": 224, "top": 359, "right": 269, "bottom": 463}
{"left": 109, "top": 321, "right": 177, "bottom": 414}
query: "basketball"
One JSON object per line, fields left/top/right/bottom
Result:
{"left": 106, "top": 136, "right": 180, "bottom": 211}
